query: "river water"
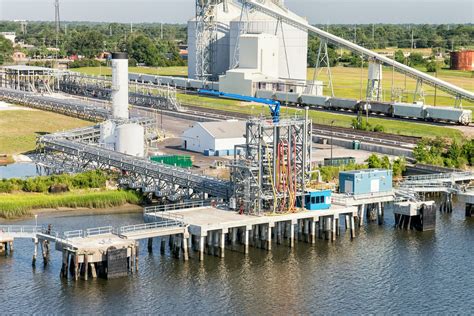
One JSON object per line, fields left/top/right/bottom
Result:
{"left": 0, "top": 205, "right": 473, "bottom": 314}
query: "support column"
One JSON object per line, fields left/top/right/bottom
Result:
{"left": 135, "top": 244, "right": 139, "bottom": 272}
{"left": 266, "top": 224, "right": 273, "bottom": 251}
{"left": 199, "top": 236, "right": 205, "bottom": 261}
{"left": 160, "top": 238, "right": 166, "bottom": 254}
{"left": 182, "top": 234, "right": 189, "bottom": 261}
{"left": 359, "top": 205, "right": 366, "bottom": 227}
{"left": 147, "top": 238, "right": 153, "bottom": 253}
{"left": 83, "top": 254, "right": 89, "bottom": 281}
{"left": 377, "top": 203, "right": 383, "bottom": 225}
{"left": 290, "top": 221, "right": 295, "bottom": 248}
{"left": 332, "top": 216, "right": 337, "bottom": 241}
{"left": 310, "top": 219, "right": 316, "bottom": 244}
{"left": 219, "top": 231, "right": 225, "bottom": 258}
{"left": 244, "top": 228, "right": 250, "bottom": 254}
{"left": 32, "top": 238, "right": 38, "bottom": 267}
{"left": 350, "top": 215, "right": 356, "bottom": 239}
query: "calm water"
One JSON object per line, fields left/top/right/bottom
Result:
{"left": 1, "top": 205, "right": 473, "bottom": 314}
{"left": 0, "top": 163, "right": 40, "bottom": 179}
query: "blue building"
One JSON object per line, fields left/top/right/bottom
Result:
{"left": 299, "top": 190, "right": 332, "bottom": 211}
{"left": 339, "top": 169, "right": 392, "bottom": 195}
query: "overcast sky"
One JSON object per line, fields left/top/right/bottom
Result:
{"left": 1, "top": 0, "right": 473, "bottom": 24}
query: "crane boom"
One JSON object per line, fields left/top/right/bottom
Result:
{"left": 243, "top": 0, "right": 474, "bottom": 102}
{"left": 198, "top": 89, "right": 281, "bottom": 122}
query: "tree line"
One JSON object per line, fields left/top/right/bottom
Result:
{"left": 1, "top": 22, "right": 473, "bottom": 67}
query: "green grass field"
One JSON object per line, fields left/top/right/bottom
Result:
{"left": 0, "top": 109, "right": 91, "bottom": 155}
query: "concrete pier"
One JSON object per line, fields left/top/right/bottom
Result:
{"left": 393, "top": 201, "right": 436, "bottom": 231}
{"left": 458, "top": 192, "right": 474, "bottom": 218}
{"left": 148, "top": 204, "right": 357, "bottom": 261}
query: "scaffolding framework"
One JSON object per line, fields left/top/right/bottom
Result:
{"left": 230, "top": 113, "right": 312, "bottom": 215}
{"left": 195, "top": 0, "right": 222, "bottom": 80}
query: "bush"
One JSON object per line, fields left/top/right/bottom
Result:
{"left": 69, "top": 59, "right": 105, "bottom": 68}
{"left": 1, "top": 170, "right": 110, "bottom": 193}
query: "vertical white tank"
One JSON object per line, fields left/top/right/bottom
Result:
{"left": 100, "top": 120, "right": 116, "bottom": 150}
{"left": 115, "top": 123, "right": 145, "bottom": 157}
{"left": 111, "top": 52, "right": 129, "bottom": 119}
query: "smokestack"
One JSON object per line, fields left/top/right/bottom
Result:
{"left": 111, "top": 52, "right": 129, "bottom": 119}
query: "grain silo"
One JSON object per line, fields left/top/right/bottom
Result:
{"left": 187, "top": 1, "right": 242, "bottom": 80}
{"left": 228, "top": 0, "right": 308, "bottom": 81}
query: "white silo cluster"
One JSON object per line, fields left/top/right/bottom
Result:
{"left": 99, "top": 52, "right": 145, "bottom": 158}
{"left": 187, "top": 0, "right": 308, "bottom": 81}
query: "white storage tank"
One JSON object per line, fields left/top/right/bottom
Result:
{"left": 111, "top": 52, "right": 129, "bottom": 119}
{"left": 115, "top": 123, "right": 145, "bottom": 157}
{"left": 100, "top": 120, "right": 116, "bottom": 150}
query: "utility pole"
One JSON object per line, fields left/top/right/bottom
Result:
{"left": 354, "top": 25, "right": 357, "bottom": 44}
{"left": 372, "top": 24, "right": 375, "bottom": 42}
{"left": 160, "top": 23, "right": 163, "bottom": 40}
{"left": 54, "top": 0, "right": 60, "bottom": 49}
{"left": 411, "top": 29, "right": 414, "bottom": 52}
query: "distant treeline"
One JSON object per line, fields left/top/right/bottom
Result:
{"left": 0, "top": 22, "right": 472, "bottom": 67}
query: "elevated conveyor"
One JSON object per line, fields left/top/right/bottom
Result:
{"left": 243, "top": 0, "right": 474, "bottom": 102}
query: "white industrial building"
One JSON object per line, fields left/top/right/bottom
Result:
{"left": 182, "top": 120, "right": 246, "bottom": 154}
{"left": 187, "top": 0, "right": 308, "bottom": 82}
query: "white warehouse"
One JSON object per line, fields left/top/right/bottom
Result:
{"left": 182, "top": 120, "right": 246, "bottom": 155}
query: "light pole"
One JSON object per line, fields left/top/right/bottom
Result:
{"left": 330, "top": 120, "right": 335, "bottom": 166}
{"left": 34, "top": 214, "right": 38, "bottom": 228}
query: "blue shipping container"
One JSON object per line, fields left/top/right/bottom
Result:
{"left": 339, "top": 169, "right": 392, "bottom": 195}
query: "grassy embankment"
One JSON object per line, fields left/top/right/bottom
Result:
{"left": 0, "top": 109, "right": 91, "bottom": 155}
{"left": 73, "top": 66, "right": 469, "bottom": 139}
{"left": 0, "top": 171, "right": 142, "bottom": 219}
{"left": 0, "top": 190, "right": 141, "bottom": 219}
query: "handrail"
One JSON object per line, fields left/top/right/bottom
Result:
{"left": 0, "top": 225, "right": 40, "bottom": 234}
{"left": 119, "top": 219, "right": 184, "bottom": 235}
{"left": 85, "top": 226, "right": 114, "bottom": 237}
{"left": 144, "top": 200, "right": 212, "bottom": 214}
{"left": 63, "top": 230, "right": 83, "bottom": 239}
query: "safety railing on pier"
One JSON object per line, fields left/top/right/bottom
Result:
{"left": 0, "top": 225, "right": 41, "bottom": 237}
{"left": 403, "top": 172, "right": 474, "bottom": 183}
{"left": 63, "top": 226, "right": 115, "bottom": 239}
{"left": 119, "top": 218, "right": 185, "bottom": 235}
{"left": 143, "top": 200, "right": 213, "bottom": 215}
{"left": 85, "top": 226, "right": 114, "bottom": 237}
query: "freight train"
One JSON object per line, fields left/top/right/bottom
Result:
{"left": 128, "top": 73, "right": 472, "bottom": 126}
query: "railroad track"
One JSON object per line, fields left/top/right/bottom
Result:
{"left": 181, "top": 104, "right": 421, "bottom": 145}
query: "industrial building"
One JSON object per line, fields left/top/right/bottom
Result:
{"left": 188, "top": 0, "right": 308, "bottom": 84}
{"left": 181, "top": 120, "right": 246, "bottom": 155}
{"left": 339, "top": 169, "right": 393, "bottom": 195}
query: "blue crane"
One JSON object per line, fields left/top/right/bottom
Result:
{"left": 198, "top": 89, "right": 281, "bottom": 123}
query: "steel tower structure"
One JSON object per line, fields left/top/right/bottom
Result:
{"left": 195, "top": 0, "right": 225, "bottom": 80}
{"left": 54, "top": 0, "right": 61, "bottom": 48}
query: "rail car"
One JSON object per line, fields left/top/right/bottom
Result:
{"left": 267, "top": 90, "right": 471, "bottom": 126}
{"left": 125, "top": 73, "right": 471, "bottom": 125}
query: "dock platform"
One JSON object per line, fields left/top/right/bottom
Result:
{"left": 146, "top": 204, "right": 357, "bottom": 260}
